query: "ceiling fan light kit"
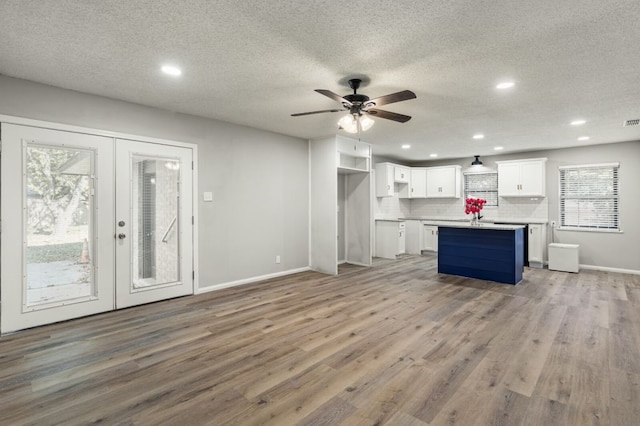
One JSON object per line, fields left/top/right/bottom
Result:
{"left": 292, "top": 78, "right": 416, "bottom": 133}
{"left": 338, "top": 112, "right": 374, "bottom": 134}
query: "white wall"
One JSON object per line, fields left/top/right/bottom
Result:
{"left": 0, "top": 75, "right": 309, "bottom": 289}
{"left": 410, "top": 141, "right": 640, "bottom": 272}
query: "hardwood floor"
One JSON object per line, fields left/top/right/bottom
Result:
{"left": 1, "top": 254, "right": 639, "bottom": 425}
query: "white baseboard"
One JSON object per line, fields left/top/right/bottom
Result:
{"left": 344, "top": 261, "right": 371, "bottom": 267}
{"left": 196, "top": 266, "right": 311, "bottom": 294}
{"left": 579, "top": 264, "right": 640, "bottom": 275}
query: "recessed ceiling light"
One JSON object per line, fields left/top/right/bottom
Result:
{"left": 473, "top": 134, "right": 485, "bottom": 140}
{"left": 494, "top": 146, "right": 504, "bottom": 151}
{"left": 161, "top": 65, "right": 182, "bottom": 77}
{"left": 496, "top": 81, "right": 515, "bottom": 89}
{"left": 570, "top": 119, "right": 586, "bottom": 126}
{"left": 577, "top": 136, "right": 590, "bottom": 141}
{"left": 429, "top": 153, "right": 438, "bottom": 158}
{"left": 401, "top": 144, "right": 411, "bottom": 149}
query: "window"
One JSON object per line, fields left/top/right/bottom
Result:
{"left": 464, "top": 172, "right": 498, "bottom": 207}
{"left": 559, "top": 163, "right": 619, "bottom": 230}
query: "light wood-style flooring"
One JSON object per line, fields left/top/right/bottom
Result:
{"left": 1, "top": 254, "right": 640, "bottom": 425}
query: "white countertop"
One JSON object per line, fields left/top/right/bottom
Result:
{"left": 420, "top": 221, "right": 525, "bottom": 230}
{"left": 401, "top": 217, "right": 548, "bottom": 224}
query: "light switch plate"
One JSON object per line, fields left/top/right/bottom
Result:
{"left": 203, "top": 192, "right": 213, "bottom": 202}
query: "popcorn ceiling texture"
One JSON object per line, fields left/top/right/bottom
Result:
{"left": 1, "top": 1, "right": 639, "bottom": 161}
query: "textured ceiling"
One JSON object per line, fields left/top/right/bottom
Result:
{"left": 1, "top": 0, "right": 639, "bottom": 161}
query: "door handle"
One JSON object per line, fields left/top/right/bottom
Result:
{"left": 118, "top": 233, "right": 126, "bottom": 239}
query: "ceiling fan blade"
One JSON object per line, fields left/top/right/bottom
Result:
{"left": 367, "top": 90, "right": 416, "bottom": 107}
{"left": 367, "top": 108, "right": 412, "bottom": 123}
{"left": 315, "top": 89, "right": 352, "bottom": 106}
{"left": 291, "top": 109, "right": 343, "bottom": 117}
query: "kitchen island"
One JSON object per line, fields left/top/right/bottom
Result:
{"left": 437, "top": 223, "right": 525, "bottom": 285}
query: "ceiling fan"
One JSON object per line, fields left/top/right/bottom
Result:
{"left": 291, "top": 78, "right": 416, "bottom": 133}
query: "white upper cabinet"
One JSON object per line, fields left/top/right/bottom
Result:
{"left": 336, "top": 137, "right": 370, "bottom": 173}
{"left": 426, "top": 165, "right": 461, "bottom": 198}
{"left": 410, "top": 168, "right": 427, "bottom": 198}
{"left": 399, "top": 168, "right": 427, "bottom": 199}
{"left": 375, "top": 163, "right": 395, "bottom": 197}
{"left": 337, "top": 137, "right": 370, "bottom": 158}
{"left": 497, "top": 158, "right": 546, "bottom": 197}
{"left": 394, "top": 165, "right": 410, "bottom": 183}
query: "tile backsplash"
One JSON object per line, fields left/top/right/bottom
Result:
{"left": 375, "top": 196, "right": 548, "bottom": 222}
{"left": 375, "top": 193, "right": 411, "bottom": 219}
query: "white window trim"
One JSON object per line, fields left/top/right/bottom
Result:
{"left": 463, "top": 170, "right": 498, "bottom": 207}
{"left": 558, "top": 162, "right": 621, "bottom": 232}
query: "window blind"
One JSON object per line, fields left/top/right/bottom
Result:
{"left": 559, "top": 163, "right": 619, "bottom": 230}
{"left": 464, "top": 172, "right": 498, "bottom": 206}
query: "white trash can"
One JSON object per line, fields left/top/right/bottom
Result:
{"left": 548, "top": 243, "right": 579, "bottom": 273}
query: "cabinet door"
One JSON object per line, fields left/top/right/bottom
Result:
{"left": 426, "top": 168, "right": 442, "bottom": 197}
{"left": 404, "top": 220, "right": 422, "bottom": 254}
{"left": 426, "top": 167, "right": 458, "bottom": 198}
{"left": 398, "top": 228, "right": 406, "bottom": 254}
{"left": 519, "top": 161, "right": 545, "bottom": 196}
{"left": 422, "top": 225, "right": 438, "bottom": 251}
{"left": 410, "top": 168, "right": 427, "bottom": 198}
{"left": 528, "top": 224, "right": 544, "bottom": 264}
{"left": 394, "top": 166, "right": 410, "bottom": 183}
{"left": 375, "top": 163, "right": 394, "bottom": 197}
{"left": 336, "top": 138, "right": 355, "bottom": 155}
{"left": 354, "top": 140, "right": 371, "bottom": 158}
{"left": 438, "top": 167, "right": 459, "bottom": 197}
{"left": 498, "top": 163, "right": 521, "bottom": 196}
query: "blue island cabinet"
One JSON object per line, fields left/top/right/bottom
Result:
{"left": 437, "top": 226, "right": 524, "bottom": 285}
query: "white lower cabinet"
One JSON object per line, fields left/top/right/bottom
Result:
{"left": 422, "top": 225, "right": 438, "bottom": 252}
{"left": 375, "top": 220, "right": 406, "bottom": 259}
{"left": 527, "top": 224, "right": 545, "bottom": 267}
{"left": 405, "top": 220, "right": 422, "bottom": 254}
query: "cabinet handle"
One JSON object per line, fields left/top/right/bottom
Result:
{"left": 411, "top": 187, "right": 414, "bottom": 192}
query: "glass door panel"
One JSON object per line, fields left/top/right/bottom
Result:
{"left": 132, "top": 156, "right": 180, "bottom": 290}
{"left": 25, "top": 145, "right": 95, "bottom": 306}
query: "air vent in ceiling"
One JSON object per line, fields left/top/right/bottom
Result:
{"left": 623, "top": 119, "right": 639, "bottom": 127}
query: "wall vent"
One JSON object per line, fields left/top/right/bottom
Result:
{"left": 623, "top": 119, "right": 639, "bottom": 127}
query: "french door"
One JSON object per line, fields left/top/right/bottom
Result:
{"left": 0, "top": 124, "right": 193, "bottom": 333}
{"left": 114, "top": 139, "right": 193, "bottom": 308}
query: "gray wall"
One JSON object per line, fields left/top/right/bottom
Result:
{"left": 0, "top": 75, "right": 310, "bottom": 289}
{"left": 411, "top": 141, "right": 640, "bottom": 272}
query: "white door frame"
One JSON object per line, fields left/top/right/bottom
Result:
{"left": 0, "top": 115, "right": 199, "bottom": 333}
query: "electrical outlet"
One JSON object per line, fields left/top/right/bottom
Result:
{"left": 275, "top": 255, "right": 281, "bottom": 264}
